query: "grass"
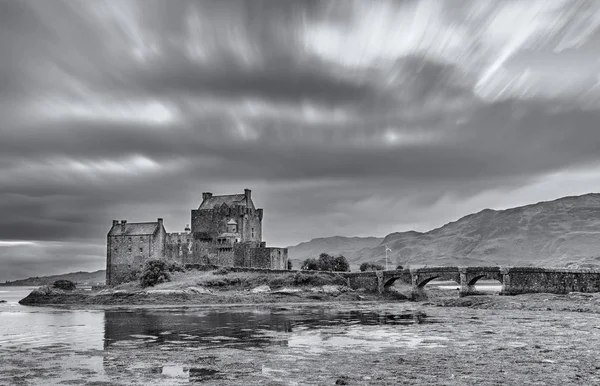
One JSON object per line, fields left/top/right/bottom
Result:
{"left": 110, "top": 268, "right": 348, "bottom": 292}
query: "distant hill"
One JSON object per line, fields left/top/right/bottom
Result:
{"left": 287, "top": 236, "right": 384, "bottom": 267}
{"left": 289, "top": 193, "right": 600, "bottom": 269}
{"left": 1, "top": 270, "right": 106, "bottom": 286}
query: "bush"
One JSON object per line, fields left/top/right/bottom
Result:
{"left": 359, "top": 262, "right": 385, "bottom": 272}
{"left": 301, "top": 253, "right": 350, "bottom": 272}
{"left": 214, "top": 267, "right": 231, "bottom": 275}
{"left": 140, "top": 259, "right": 184, "bottom": 288}
{"left": 53, "top": 280, "right": 76, "bottom": 291}
{"left": 396, "top": 265, "right": 403, "bottom": 270}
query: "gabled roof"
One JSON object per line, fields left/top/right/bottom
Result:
{"left": 109, "top": 222, "right": 160, "bottom": 236}
{"left": 199, "top": 194, "right": 249, "bottom": 210}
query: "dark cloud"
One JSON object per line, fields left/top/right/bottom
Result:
{"left": 1, "top": 0, "right": 600, "bottom": 280}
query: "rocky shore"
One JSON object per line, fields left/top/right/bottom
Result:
{"left": 18, "top": 283, "right": 394, "bottom": 306}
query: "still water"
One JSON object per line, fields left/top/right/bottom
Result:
{"left": 0, "top": 286, "right": 450, "bottom": 385}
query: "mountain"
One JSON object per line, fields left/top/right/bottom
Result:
{"left": 287, "top": 236, "right": 384, "bottom": 267}
{"left": 288, "top": 193, "right": 600, "bottom": 269}
{"left": 356, "top": 193, "right": 600, "bottom": 268}
{"left": 0, "top": 270, "right": 106, "bottom": 286}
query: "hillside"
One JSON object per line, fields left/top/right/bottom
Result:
{"left": 289, "top": 193, "right": 600, "bottom": 269}
{"left": 1, "top": 270, "right": 106, "bottom": 286}
{"left": 287, "top": 236, "right": 383, "bottom": 266}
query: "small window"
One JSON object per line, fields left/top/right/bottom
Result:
{"left": 128, "top": 237, "right": 132, "bottom": 242}
{"left": 251, "top": 228, "right": 254, "bottom": 237}
{"left": 113, "top": 248, "right": 118, "bottom": 252}
{"left": 128, "top": 247, "right": 132, "bottom": 252}
{"left": 139, "top": 247, "right": 143, "bottom": 253}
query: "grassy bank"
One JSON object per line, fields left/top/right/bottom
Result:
{"left": 18, "top": 268, "right": 401, "bottom": 306}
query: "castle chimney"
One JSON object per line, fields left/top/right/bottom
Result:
{"left": 244, "top": 189, "right": 251, "bottom": 200}
{"left": 157, "top": 218, "right": 163, "bottom": 227}
{"left": 112, "top": 220, "right": 118, "bottom": 227}
{"left": 120, "top": 220, "right": 126, "bottom": 232}
{"left": 202, "top": 192, "right": 213, "bottom": 201}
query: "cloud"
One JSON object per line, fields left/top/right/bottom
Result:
{"left": 1, "top": 0, "right": 600, "bottom": 279}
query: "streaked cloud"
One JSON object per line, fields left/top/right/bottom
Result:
{"left": 1, "top": 0, "right": 600, "bottom": 280}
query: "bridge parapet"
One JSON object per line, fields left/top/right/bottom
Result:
{"left": 501, "top": 267, "right": 600, "bottom": 295}
{"left": 344, "top": 266, "right": 600, "bottom": 298}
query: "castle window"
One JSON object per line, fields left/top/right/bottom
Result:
{"left": 139, "top": 247, "right": 143, "bottom": 253}
{"left": 252, "top": 228, "right": 254, "bottom": 237}
{"left": 128, "top": 247, "right": 132, "bottom": 252}
{"left": 114, "top": 248, "right": 117, "bottom": 252}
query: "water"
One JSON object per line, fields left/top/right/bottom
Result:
{"left": 3, "top": 286, "right": 600, "bottom": 385}
{"left": 0, "top": 286, "right": 443, "bottom": 385}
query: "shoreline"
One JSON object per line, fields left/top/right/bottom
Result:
{"left": 17, "top": 284, "right": 600, "bottom": 315}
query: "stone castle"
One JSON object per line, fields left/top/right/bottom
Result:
{"left": 106, "top": 189, "right": 288, "bottom": 285}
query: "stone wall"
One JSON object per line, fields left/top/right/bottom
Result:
{"left": 502, "top": 267, "right": 600, "bottom": 295}
{"left": 345, "top": 271, "right": 379, "bottom": 292}
{"left": 343, "top": 266, "right": 600, "bottom": 296}
{"left": 191, "top": 205, "right": 262, "bottom": 244}
{"left": 268, "top": 247, "right": 288, "bottom": 270}
{"left": 106, "top": 234, "right": 156, "bottom": 286}
{"left": 164, "top": 232, "right": 194, "bottom": 265}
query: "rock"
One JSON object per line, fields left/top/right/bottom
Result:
{"left": 144, "top": 289, "right": 187, "bottom": 295}
{"left": 335, "top": 378, "right": 348, "bottom": 385}
{"left": 187, "top": 286, "right": 213, "bottom": 295}
{"left": 321, "top": 285, "right": 342, "bottom": 295}
{"left": 271, "top": 288, "right": 302, "bottom": 295}
{"left": 31, "top": 286, "right": 52, "bottom": 296}
{"left": 250, "top": 285, "right": 271, "bottom": 293}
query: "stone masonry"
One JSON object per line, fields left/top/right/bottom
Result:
{"left": 106, "top": 189, "right": 288, "bottom": 285}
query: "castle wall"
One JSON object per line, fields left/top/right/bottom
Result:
{"left": 165, "top": 232, "right": 194, "bottom": 265}
{"left": 107, "top": 234, "right": 154, "bottom": 286}
{"left": 191, "top": 206, "right": 262, "bottom": 243}
{"left": 269, "top": 247, "right": 288, "bottom": 270}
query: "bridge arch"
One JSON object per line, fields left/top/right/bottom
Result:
{"left": 466, "top": 273, "right": 503, "bottom": 287}
{"left": 380, "top": 270, "right": 412, "bottom": 293}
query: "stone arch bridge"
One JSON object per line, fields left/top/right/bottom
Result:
{"left": 343, "top": 267, "right": 600, "bottom": 298}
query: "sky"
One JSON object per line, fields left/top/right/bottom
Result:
{"left": 2, "top": 0, "right": 600, "bottom": 281}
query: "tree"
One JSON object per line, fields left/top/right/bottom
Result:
{"left": 302, "top": 253, "right": 350, "bottom": 272}
{"left": 359, "top": 262, "right": 384, "bottom": 272}
{"left": 333, "top": 255, "right": 350, "bottom": 272}
{"left": 140, "top": 259, "right": 184, "bottom": 288}
{"left": 301, "top": 258, "right": 319, "bottom": 271}
{"left": 53, "top": 280, "right": 76, "bottom": 291}
{"left": 395, "top": 264, "right": 403, "bottom": 270}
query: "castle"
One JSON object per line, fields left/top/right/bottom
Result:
{"left": 106, "top": 189, "right": 288, "bottom": 285}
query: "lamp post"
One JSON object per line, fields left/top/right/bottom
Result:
{"left": 385, "top": 246, "right": 392, "bottom": 270}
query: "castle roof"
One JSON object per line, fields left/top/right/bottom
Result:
{"left": 109, "top": 222, "right": 161, "bottom": 236}
{"left": 199, "top": 194, "right": 250, "bottom": 210}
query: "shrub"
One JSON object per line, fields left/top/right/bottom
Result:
{"left": 359, "top": 262, "right": 385, "bottom": 272}
{"left": 53, "top": 280, "right": 76, "bottom": 291}
{"left": 140, "top": 259, "right": 183, "bottom": 288}
{"left": 214, "top": 267, "right": 231, "bottom": 275}
{"left": 302, "top": 253, "right": 350, "bottom": 272}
